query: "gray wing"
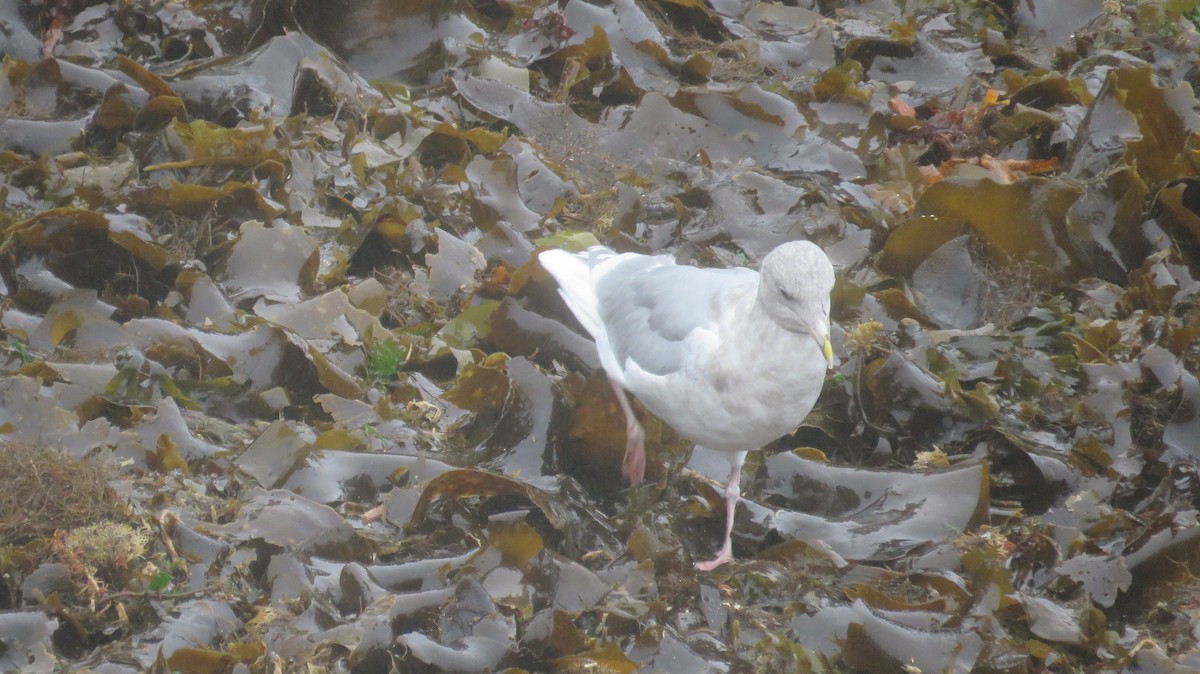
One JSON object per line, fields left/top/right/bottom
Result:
{"left": 595, "top": 259, "right": 757, "bottom": 376}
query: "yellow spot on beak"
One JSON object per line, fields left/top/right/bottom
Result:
{"left": 823, "top": 337, "right": 834, "bottom": 368}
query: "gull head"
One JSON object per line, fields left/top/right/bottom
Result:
{"left": 757, "top": 241, "right": 835, "bottom": 366}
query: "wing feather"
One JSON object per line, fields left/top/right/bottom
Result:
{"left": 596, "top": 262, "right": 756, "bottom": 376}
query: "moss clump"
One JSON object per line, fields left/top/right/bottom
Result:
{"left": 844, "top": 319, "right": 887, "bottom": 353}
{"left": 55, "top": 521, "right": 150, "bottom": 577}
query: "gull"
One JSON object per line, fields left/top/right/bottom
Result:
{"left": 539, "top": 241, "right": 835, "bottom": 569}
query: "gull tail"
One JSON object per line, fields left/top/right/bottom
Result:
{"left": 537, "top": 247, "right": 613, "bottom": 343}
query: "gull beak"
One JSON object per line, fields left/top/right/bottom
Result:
{"left": 808, "top": 323, "right": 834, "bottom": 369}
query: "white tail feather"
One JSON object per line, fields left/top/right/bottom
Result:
{"left": 538, "top": 247, "right": 627, "bottom": 384}
{"left": 538, "top": 248, "right": 606, "bottom": 341}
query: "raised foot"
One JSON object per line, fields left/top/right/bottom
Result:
{"left": 610, "top": 380, "right": 647, "bottom": 486}
{"left": 621, "top": 420, "right": 646, "bottom": 486}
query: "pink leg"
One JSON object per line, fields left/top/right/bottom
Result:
{"left": 695, "top": 451, "right": 746, "bottom": 570}
{"left": 609, "top": 379, "right": 645, "bottom": 485}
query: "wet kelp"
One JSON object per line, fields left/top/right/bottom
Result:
{"left": 3, "top": 0, "right": 1200, "bottom": 671}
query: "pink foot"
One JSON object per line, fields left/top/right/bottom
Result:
{"left": 609, "top": 379, "right": 646, "bottom": 486}
{"left": 621, "top": 420, "right": 645, "bottom": 485}
{"left": 694, "top": 451, "right": 746, "bottom": 571}
{"left": 695, "top": 544, "right": 734, "bottom": 571}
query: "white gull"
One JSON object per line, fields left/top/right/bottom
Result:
{"left": 539, "top": 241, "right": 835, "bottom": 569}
